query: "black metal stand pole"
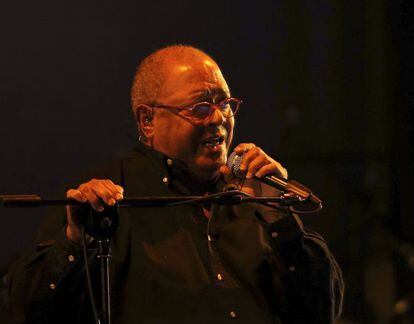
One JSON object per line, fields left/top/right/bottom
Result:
{"left": 97, "top": 239, "right": 111, "bottom": 324}
{"left": 84, "top": 204, "right": 119, "bottom": 324}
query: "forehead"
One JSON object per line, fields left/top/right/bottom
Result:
{"left": 157, "top": 57, "right": 230, "bottom": 106}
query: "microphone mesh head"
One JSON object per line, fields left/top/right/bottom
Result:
{"left": 227, "top": 151, "right": 245, "bottom": 178}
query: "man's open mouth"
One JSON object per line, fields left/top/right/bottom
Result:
{"left": 201, "top": 135, "right": 225, "bottom": 147}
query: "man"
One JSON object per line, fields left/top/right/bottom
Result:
{"left": 5, "top": 45, "right": 343, "bottom": 323}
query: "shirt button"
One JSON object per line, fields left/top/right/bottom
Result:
{"left": 162, "top": 177, "right": 168, "bottom": 183}
{"left": 49, "top": 283, "right": 56, "bottom": 290}
{"left": 229, "top": 311, "right": 237, "bottom": 318}
{"left": 216, "top": 273, "right": 223, "bottom": 281}
{"left": 288, "top": 266, "right": 296, "bottom": 272}
{"left": 271, "top": 231, "right": 278, "bottom": 238}
{"left": 166, "top": 158, "right": 173, "bottom": 166}
{"left": 68, "top": 255, "right": 75, "bottom": 262}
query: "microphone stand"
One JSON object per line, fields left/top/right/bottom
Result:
{"left": 0, "top": 191, "right": 315, "bottom": 324}
{"left": 0, "top": 193, "right": 297, "bottom": 207}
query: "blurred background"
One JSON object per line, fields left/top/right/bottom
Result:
{"left": 0, "top": 0, "right": 413, "bottom": 322}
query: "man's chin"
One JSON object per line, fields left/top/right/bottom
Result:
{"left": 192, "top": 156, "right": 226, "bottom": 181}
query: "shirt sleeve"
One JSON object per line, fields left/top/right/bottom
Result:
{"left": 5, "top": 228, "right": 96, "bottom": 323}
{"left": 260, "top": 208, "right": 344, "bottom": 323}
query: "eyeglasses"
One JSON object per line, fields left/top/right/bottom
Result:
{"left": 151, "top": 97, "right": 242, "bottom": 123}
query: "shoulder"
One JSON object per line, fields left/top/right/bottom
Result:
{"left": 67, "top": 145, "right": 157, "bottom": 187}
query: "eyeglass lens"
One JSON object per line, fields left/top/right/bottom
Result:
{"left": 192, "top": 99, "right": 238, "bottom": 119}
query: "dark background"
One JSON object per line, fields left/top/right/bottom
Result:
{"left": 0, "top": 0, "right": 413, "bottom": 322}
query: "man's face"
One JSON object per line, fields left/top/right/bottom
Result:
{"left": 150, "top": 56, "right": 234, "bottom": 182}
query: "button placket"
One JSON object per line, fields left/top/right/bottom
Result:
{"left": 207, "top": 204, "right": 241, "bottom": 320}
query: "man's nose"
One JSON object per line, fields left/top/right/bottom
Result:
{"left": 203, "top": 107, "right": 225, "bottom": 127}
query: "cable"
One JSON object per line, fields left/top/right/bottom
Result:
{"left": 168, "top": 190, "right": 249, "bottom": 206}
{"left": 81, "top": 225, "right": 101, "bottom": 324}
{"left": 168, "top": 189, "right": 318, "bottom": 212}
{"left": 168, "top": 189, "right": 320, "bottom": 213}
{"left": 289, "top": 204, "right": 323, "bottom": 214}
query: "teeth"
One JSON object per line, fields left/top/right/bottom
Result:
{"left": 202, "top": 136, "right": 224, "bottom": 147}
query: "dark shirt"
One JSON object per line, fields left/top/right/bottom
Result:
{"left": 5, "top": 143, "right": 344, "bottom": 323}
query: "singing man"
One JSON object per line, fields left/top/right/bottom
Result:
{"left": 5, "top": 45, "right": 344, "bottom": 323}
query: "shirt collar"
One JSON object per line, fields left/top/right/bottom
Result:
{"left": 132, "top": 142, "right": 223, "bottom": 195}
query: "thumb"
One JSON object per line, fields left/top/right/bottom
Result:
{"left": 66, "top": 189, "right": 87, "bottom": 202}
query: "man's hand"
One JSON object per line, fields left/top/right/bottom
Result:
{"left": 220, "top": 143, "right": 288, "bottom": 197}
{"left": 66, "top": 179, "right": 124, "bottom": 244}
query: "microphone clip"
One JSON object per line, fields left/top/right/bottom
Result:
{"left": 84, "top": 204, "right": 119, "bottom": 240}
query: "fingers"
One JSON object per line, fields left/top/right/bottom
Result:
{"left": 246, "top": 154, "right": 269, "bottom": 179}
{"left": 255, "top": 162, "right": 287, "bottom": 179}
{"left": 233, "top": 143, "right": 256, "bottom": 155}
{"left": 231, "top": 143, "right": 288, "bottom": 180}
{"left": 101, "top": 180, "right": 124, "bottom": 200}
{"left": 67, "top": 179, "right": 124, "bottom": 212}
{"left": 65, "top": 179, "right": 123, "bottom": 243}
{"left": 80, "top": 183, "right": 109, "bottom": 212}
{"left": 239, "top": 146, "right": 263, "bottom": 175}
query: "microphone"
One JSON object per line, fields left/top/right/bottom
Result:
{"left": 226, "top": 152, "right": 322, "bottom": 206}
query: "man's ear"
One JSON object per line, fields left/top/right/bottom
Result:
{"left": 133, "top": 105, "right": 154, "bottom": 143}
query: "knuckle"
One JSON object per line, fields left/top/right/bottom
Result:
{"left": 107, "top": 180, "right": 116, "bottom": 187}
{"left": 66, "top": 189, "right": 77, "bottom": 197}
{"left": 90, "top": 178, "right": 99, "bottom": 184}
{"left": 250, "top": 147, "right": 261, "bottom": 157}
{"left": 255, "top": 147, "right": 264, "bottom": 154}
{"left": 271, "top": 166, "right": 280, "bottom": 174}
{"left": 259, "top": 154, "right": 269, "bottom": 162}
{"left": 79, "top": 185, "right": 90, "bottom": 193}
{"left": 102, "top": 191, "right": 112, "bottom": 200}
{"left": 79, "top": 182, "right": 91, "bottom": 189}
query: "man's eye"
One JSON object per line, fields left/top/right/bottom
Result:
{"left": 192, "top": 104, "right": 211, "bottom": 117}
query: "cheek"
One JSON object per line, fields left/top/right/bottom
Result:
{"left": 154, "top": 117, "right": 200, "bottom": 157}
{"left": 225, "top": 119, "right": 234, "bottom": 148}
{"left": 178, "top": 126, "right": 200, "bottom": 153}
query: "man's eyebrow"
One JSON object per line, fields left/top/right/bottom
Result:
{"left": 199, "top": 87, "right": 229, "bottom": 102}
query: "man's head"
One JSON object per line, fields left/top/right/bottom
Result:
{"left": 130, "top": 45, "right": 235, "bottom": 183}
